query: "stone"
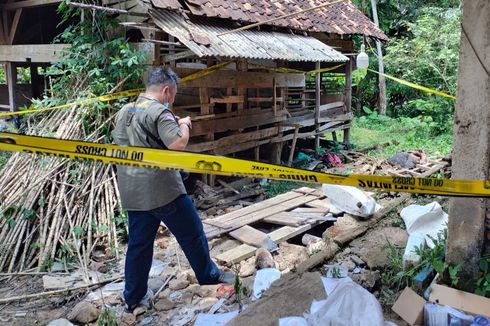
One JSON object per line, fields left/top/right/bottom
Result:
{"left": 183, "top": 270, "right": 198, "bottom": 284}
{"left": 353, "top": 227, "right": 408, "bottom": 269}
{"left": 239, "top": 258, "right": 256, "bottom": 277}
{"left": 47, "top": 319, "right": 74, "bottom": 326}
{"left": 161, "top": 266, "right": 177, "bottom": 279}
{"left": 351, "top": 270, "right": 381, "bottom": 291}
{"left": 154, "top": 298, "right": 177, "bottom": 311}
{"left": 120, "top": 312, "right": 136, "bottom": 326}
{"left": 89, "top": 261, "right": 108, "bottom": 273}
{"left": 67, "top": 301, "right": 99, "bottom": 324}
{"left": 338, "top": 258, "right": 356, "bottom": 271}
{"left": 148, "top": 278, "right": 164, "bottom": 293}
{"left": 184, "top": 284, "right": 201, "bottom": 297}
{"left": 198, "top": 297, "right": 219, "bottom": 311}
{"left": 350, "top": 255, "right": 366, "bottom": 266}
{"left": 159, "top": 288, "right": 171, "bottom": 299}
{"left": 133, "top": 306, "right": 147, "bottom": 316}
{"left": 168, "top": 291, "right": 183, "bottom": 303}
{"left": 198, "top": 284, "right": 220, "bottom": 298}
{"left": 169, "top": 277, "right": 189, "bottom": 291}
{"left": 255, "top": 248, "right": 275, "bottom": 270}
{"left": 227, "top": 272, "right": 326, "bottom": 326}
{"left": 306, "top": 240, "right": 325, "bottom": 256}
{"left": 274, "top": 243, "right": 308, "bottom": 271}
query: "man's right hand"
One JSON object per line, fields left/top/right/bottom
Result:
{"left": 178, "top": 116, "right": 192, "bottom": 130}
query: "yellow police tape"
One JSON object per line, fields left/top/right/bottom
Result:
{"left": 368, "top": 69, "right": 456, "bottom": 100}
{"left": 0, "top": 88, "right": 145, "bottom": 119}
{"left": 0, "top": 132, "right": 489, "bottom": 197}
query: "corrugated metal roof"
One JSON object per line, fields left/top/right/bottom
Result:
{"left": 150, "top": 10, "right": 348, "bottom": 62}
{"left": 150, "top": 0, "right": 387, "bottom": 40}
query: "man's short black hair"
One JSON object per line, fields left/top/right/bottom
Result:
{"left": 147, "top": 67, "right": 179, "bottom": 88}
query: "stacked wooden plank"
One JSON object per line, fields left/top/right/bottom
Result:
{"left": 204, "top": 187, "right": 337, "bottom": 265}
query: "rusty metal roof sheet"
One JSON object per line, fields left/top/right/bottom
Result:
{"left": 150, "top": 0, "right": 387, "bottom": 40}
{"left": 150, "top": 10, "right": 348, "bottom": 62}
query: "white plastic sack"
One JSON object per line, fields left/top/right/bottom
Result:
{"left": 252, "top": 268, "right": 282, "bottom": 300}
{"left": 279, "top": 317, "right": 310, "bottom": 326}
{"left": 400, "top": 202, "right": 448, "bottom": 248}
{"left": 306, "top": 278, "right": 384, "bottom": 326}
{"left": 322, "top": 185, "right": 381, "bottom": 218}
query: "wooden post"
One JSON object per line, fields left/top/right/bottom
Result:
{"left": 30, "top": 64, "right": 40, "bottom": 99}
{"left": 226, "top": 88, "right": 233, "bottom": 112}
{"left": 272, "top": 78, "right": 277, "bottom": 116}
{"left": 6, "top": 62, "right": 16, "bottom": 111}
{"left": 446, "top": 0, "right": 490, "bottom": 273}
{"left": 370, "top": 0, "right": 386, "bottom": 115}
{"left": 237, "top": 60, "right": 247, "bottom": 111}
{"left": 288, "top": 126, "right": 300, "bottom": 167}
{"left": 314, "top": 61, "right": 321, "bottom": 150}
{"left": 343, "top": 56, "right": 353, "bottom": 147}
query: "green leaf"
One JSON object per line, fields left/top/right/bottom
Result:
{"left": 479, "top": 259, "right": 489, "bottom": 273}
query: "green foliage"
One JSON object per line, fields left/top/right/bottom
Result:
{"left": 97, "top": 308, "right": 118, "bottom": 326}
{"left": 28, "top": 5, "right": 146, "bottom": 139}
{"left": 0, "top": 66, "right": 5, "bottom": 83}
{"left": 0, "top": 152, "right": 11, "bottom": 170}
{"left": 475, "top": 258, "right": 490, "bottom": 297}
{"left": 382, "top": 8, "right": 460, "bottom": 132}
{"left": 350, "top": 113, "right": 452, "bottom": 157}
{"left": 263, "top": 180, "right": 308, "bottom": 198}
{"left": 352, "top": 4, "right": 461, "bottom": 139}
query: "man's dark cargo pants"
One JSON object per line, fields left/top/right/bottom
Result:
{"left": 123, "top": 194, "right": 220, "bottom": 306}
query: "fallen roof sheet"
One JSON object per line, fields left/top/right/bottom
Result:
{"left": 150, "top": 0, "right": 387, "bottom": 40}
{"left": 150, "top": 10, "right": 348, "bottom": 62}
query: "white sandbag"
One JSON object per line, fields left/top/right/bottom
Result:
{"left": 400, "top": 202, "right": 448, "bottom": 248}
{"left": 194, "top": 310, "right": 240, "bottom": 326}
{"left": 306, "top": 278, "right": 384, "bottom": 326}
{"left": 322, "top": 185, "right": 380, "bottom": 218}
{"left": 278, "top": 317, "right": 309, "bottom": 326}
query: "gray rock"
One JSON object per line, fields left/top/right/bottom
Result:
{"left": 154, "top": 298, "right": 176, "bottom": 311}
{"left": 169, "top": 277, "right": 189, "bottom": 290}
{"left": 47, "top": 319, "right": 74, "bottom": 326}
{"left": 198, "top": 297, "right": 219, "bottom": 311}
{"left": 148, "top": 278, "right": 164, "bottom": 293}
{"left": 67, "top": 301, "right": 99, "bottom": 324}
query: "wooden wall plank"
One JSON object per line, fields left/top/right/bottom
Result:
{"left": 176, "top": 69, "right": 305, "bottom": 89}
{"left": 229, "top": 225, "right": 268, "bottom": 248}
{"left": 192, "top": 109, "right": 288, "bottom": 136}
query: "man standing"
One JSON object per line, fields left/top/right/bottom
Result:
{"left": 112, "top": 67, "right": 234, "bottom": 312}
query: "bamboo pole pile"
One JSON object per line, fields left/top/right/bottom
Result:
{"left": 0, "top": 99, "right": 124, "bottom": 273}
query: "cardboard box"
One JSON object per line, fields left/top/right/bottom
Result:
{"left": 429, "top": 284, "right": 490, "bottom": 318}
{"left": 392, "top": 287, "right": 427, "bottom": 325}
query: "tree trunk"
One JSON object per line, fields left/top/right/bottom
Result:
{"left": 370, "top": 0, "right": 387, "bottom": 115}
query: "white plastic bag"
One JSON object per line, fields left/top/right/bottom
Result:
{"left": 400, "top": 202, "right": 448, "bottom": 248}
{"left": 252, "top": 268, "right": 282, "bottom": 300}
{"left": 322, "top": 185, "right": 381, "bottom": 218}
{"left": 306, "top": 278, "right": 384, "bottom": 326}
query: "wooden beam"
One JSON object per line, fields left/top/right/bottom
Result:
{"left": 1, "top": 0, "right": 61, "bottom": 10}
{"left": 288, "top": 125, "right": 300, "bottom": 167}
{"left": 0, "top": 15, "right": 6, "bottom": 45}
{"left": 192, "top": 109, "right": 287, "bottom": 137}
{"left": 66, "top": 2, "right": 147, "bottom": 16}
{"left": 162, "top": 50, "right": 195, "bottom": 62}
{"left": 6, "top": 62, "right": 16, "bottom": 111}
{"left": 0, "top": 44, "right": 69, "bottom": 62}
{"left": 314, "top": 61, "right": 321, "bottom": 150}
{"left": 210, "top": 95, "right": 244, "bottom": 104}
{"left": 8, "top": 9, "right": 22, "bottom": 45}
{"left": 176, "top": 69, "right": 305, "bottom": 89}
{"left": 273, "top": 77, "right": 277, "bottom": 116}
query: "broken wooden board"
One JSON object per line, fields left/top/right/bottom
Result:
{"left": 204, "top": 187, "right": 324, "bottom": 239}
{"left": 229, "top": 225, "right": 268, "bottom": 248}
{"left": 263, "top": 211, "right": 328, "bottom": 226}
{"left": 216, "top": 225, "right": 311, "bottom": 265}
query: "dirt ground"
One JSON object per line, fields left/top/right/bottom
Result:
{"left": 0, "top": 194, "right": 448, "bottom": 326}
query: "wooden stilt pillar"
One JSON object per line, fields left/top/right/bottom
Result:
{"left": 314, "top": 61, "right": 321, "bottom": 150}
{"left": 6, "top": 62, "right": 16, "bottom": 111}
{"left": 343, "top": 56, "right": 353, "bottom": 148}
